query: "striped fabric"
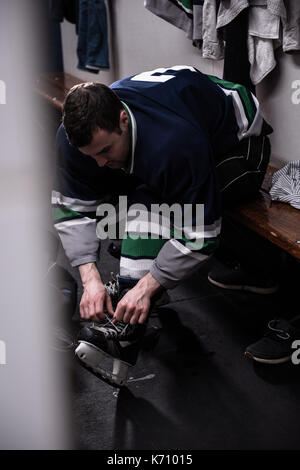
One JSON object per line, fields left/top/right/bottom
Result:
{"left": 119, "top": 203, "right": 221, "bottom": 286}
{"left": 52, "top": 190, "right": 104, "bottom": 266}
{"left": 120, "top": 237, "right": 168, "bottom": 280}
{"left": 270, "top": 161, "right": 300, "bottom": 209}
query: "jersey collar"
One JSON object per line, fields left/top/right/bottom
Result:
{"left": 121, "top": 101, "right": 137, "bottom": 174}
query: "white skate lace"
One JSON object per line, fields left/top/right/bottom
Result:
{"left": 92, "top": 315, "right": 131, "bottom": 339}
{"left": 95, "top": 273, "right": 135, "bottom": 339}
{"left": 104, "top": 272, "right": 119, "bottom": 297}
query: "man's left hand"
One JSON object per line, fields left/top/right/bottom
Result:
{"left": 113, "top": 273, "right": 161, "bottom": 325}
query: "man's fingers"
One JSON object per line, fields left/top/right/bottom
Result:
{"left": 113, "top": 302, "right": 127, "bottom": 323}
{"left": 125, "top": 305, "right": 143, "bottom": 324}
{"left": 138, "top": 309, "right": 149, "bottom": 324}
{"left": 130, "top": 306, "right": 148, "bottom": 325}
{"left": 105, "top": 293, "right": 114, "bottom": 317}
{"left": 129, "top": 311, "right": 140, "bottom": 325}
{"left": 86, "top": 302, "right": 96, "bottom": 320}
{"left": 122, "top": 303, "right": 136, "bottom": 323}
{"left": 80, "top": 301, "right": 89, "bottom": 319}
{"left": 94, "top": 298, "right": 105, "bottom": 317}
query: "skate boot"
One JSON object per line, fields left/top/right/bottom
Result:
{"left": 75, "top": 275, "right": 147, "bottom": 387}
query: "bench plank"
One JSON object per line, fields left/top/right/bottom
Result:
{"left": 227, "top": 189, "right": 300, "bottom": 260}
{"left": 35, "top": 72, "right": 84, "bottom": 111}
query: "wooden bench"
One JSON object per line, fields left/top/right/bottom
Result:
{"left": 36, "top": 72, "right": 300, "bottom": 261}
{"left": 226, "top": 166, "right": 300, "bottom": 260}
{"left": 35, "top": 72, "right": 83, "bottom": 112}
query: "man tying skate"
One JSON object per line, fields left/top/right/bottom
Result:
{"left": 53, "top": 65, "right": 272, "bottom": 386}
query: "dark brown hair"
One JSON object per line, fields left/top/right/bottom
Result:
{"left": 62, "top": 82, "right": 123, "bottom": 147}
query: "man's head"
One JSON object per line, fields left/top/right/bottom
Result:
{"left": 62, "top": 83, "right": 130, "bottom": 169}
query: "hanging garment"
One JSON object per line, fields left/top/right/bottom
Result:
{"left": 77, "top": 0, "right": 109, "bottom": 73}
{"left": 269, "top": 161, "right": 300, "bottom": 209}
{"left": 282, "top": 0, "right": 300, "bottom": 53}
{"left": 222, "top": 7, "right": 254, "bottom": 91}
{"left": 201, "top": 0, "right": 224, "bottom": 59}
{"left": 217, "top": 0, "right": 249, "bottom": 28}
{"left": 144, "top": 0, "right": 204, "bottom": 43}
{"left": 49, "top": 0, "right": 78, "bottom": 24}
{"left": 145, "top": 0, "right": 300, "bottom": 85}
{"left": 218, "top": 0, "right": 300, "bottom": 83}
{"left": 247, "top": 3, "right": 282, "bottom": 85}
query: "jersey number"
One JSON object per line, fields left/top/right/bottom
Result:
{"left": 131, "top": 65, "right": 196, "bottom": 83}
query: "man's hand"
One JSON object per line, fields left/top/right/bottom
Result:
{"left": 78, "top": 263, "right": 114, "bottom": 321}
{"left": 113, "top": 273, "right": 161, "bottom": 325}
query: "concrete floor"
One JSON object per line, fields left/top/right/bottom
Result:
{"left": 54, "top": 238, "right": 300, "bottom": 451}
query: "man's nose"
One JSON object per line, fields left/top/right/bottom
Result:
{"left": 95, "top": 156, "right": 108, "bottom": 167}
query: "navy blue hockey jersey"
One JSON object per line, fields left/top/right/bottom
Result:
{"left": 52, "top": 65, "right": 263, "bottom": 288}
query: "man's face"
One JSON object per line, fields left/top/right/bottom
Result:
{"left": 79, "top": 110, "right": 130, "bottom": 169}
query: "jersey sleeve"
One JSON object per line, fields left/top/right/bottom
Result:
{"left": 52, "top": 125, "right": 104, "bottom": 266}
{"left": 149, "top": 167, "right": 222, "bottom": 289}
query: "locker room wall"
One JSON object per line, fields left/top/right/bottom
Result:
{"left": 256, "top": 51, "right": 300, "bottom": 168}
{"left": 60, "top": 0, "right": 300, "bottom": 168}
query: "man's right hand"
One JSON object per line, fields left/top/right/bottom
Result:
{"left": 78, "top": 263, "right": 114, "bottom": 322}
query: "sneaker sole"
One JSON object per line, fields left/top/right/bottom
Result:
{"left": 244, "top": 351, "right": 291, "bottom": 364}
{"left": 208, "top": 276, "right": 278, "bottom": 295}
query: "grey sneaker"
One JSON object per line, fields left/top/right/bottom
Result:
{"left": 208, "top": 263, "right": 278, "bottom": 294}
{"left": 244, "top": 316, "right": 300, "bottom": 364}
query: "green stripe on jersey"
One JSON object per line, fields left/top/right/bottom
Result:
{"left": 121, "top": 236, "right": 167, "bottom": 259}
{"left": 207, "top": 75, "right": 256, "bottom": 123}
{"left": 52, "top": 206, "right": 82, "bottom": 222}
{"left": 177, "top": 0, "right": 193, "bottom": 13}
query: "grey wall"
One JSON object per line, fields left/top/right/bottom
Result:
{"left": 256, "top": 50, "right": 300, "bottom": 167}
{"left": 61, "top": 0, "right": 300, "bottom": 167}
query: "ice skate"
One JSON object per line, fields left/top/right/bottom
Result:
{"left": 75, "top": 315, "right": 146, "bottom": 387}
{"left": 75, "top": 275, "right": 146, "bottom": 387}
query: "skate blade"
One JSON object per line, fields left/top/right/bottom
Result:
{"left": 75, "top": 341, "right": 130, "bottom": 387}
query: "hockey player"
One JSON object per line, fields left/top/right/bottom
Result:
{"left": 53, "top": 65, "right": 272, "bottom": 386}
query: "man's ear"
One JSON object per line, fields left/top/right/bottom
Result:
{"left": 119, "top": 109, "right": 129, "bottom": 130}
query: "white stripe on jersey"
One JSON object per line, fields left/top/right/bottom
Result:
{"left": 52, "top": 190, "right": 103, "bottom": 212}
{"left": 216, "top": 86, "right": 262, "bottom": 140}
{"left": 170, "top": 238, "right": 211, "bottom": 260}
{"left": 54, "top": 217, "right": 96, "bottom": 230}
{"left": 120, "top": 257, "right": 154, "bottom": 279}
